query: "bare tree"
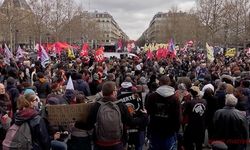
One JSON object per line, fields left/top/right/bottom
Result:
{"left": 196, "top": 0, "right": 224, "bottom": 44}
{"left": 47, "top": 0, "right": 67, "bottom": 41}
{"left": 28, "top": 0, "right": 52, "bottom": 44}
{"left": 0, "top": 0, "right": 33, "bottom": 51}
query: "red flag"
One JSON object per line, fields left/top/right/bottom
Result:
{"left": 54, "top": 43, "right": 62, "bottom": 55}
{"left": 127, "top": 42, "right": 132, "bottom": 52}
{"left": 156, "top": 48, "right": 163, "bottom": 60}
{"left": 162, "top": 48, "right": 168, "bottom": 58}
{"left": 95, "top": 47, "right": 104, "bottom": 62}
{"left": 80, "top": 43, "right": 89, "bottom": 57}
{"left": 146, "top": 50, "right": 153, "bottom": 60}
{"left": 117, "top": 39, "right": 122, "bottom": 50}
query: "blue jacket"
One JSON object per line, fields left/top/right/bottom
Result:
{"left": 74, "top": 79, "right": 91, "bottom": 96}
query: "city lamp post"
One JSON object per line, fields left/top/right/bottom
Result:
{"left": 15, "top": 30, "right": 19, "bottom": 54}
{"left": 29, "top": 36, "right": 32, "bottom": 49}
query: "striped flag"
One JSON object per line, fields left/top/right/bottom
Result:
{"left": 16, "top": 46, "right": 25, "bottom": 61}
{"left": 35, "top": 43, "right": 42, "bottom": 60}
{"left": 4, "top": 44, "right": 13, "bottom": 65}
{"left": 168, "top": 38, "right": 176, "bottom": 57}
{"left": 40, "top": 45, "right": 50, "bottom": 68}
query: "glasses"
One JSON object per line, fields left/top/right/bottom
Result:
{"left": 31, "top": 98, "right": 38, "bottom": 102}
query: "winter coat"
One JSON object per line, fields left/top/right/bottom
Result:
{"left": 146, "top": 85, "right": 181, "bottom": 138}
{"left": 6, "top": 85, "right": 19, "bottom": 114}
{"left": 213, "top": 106, "right": 248, "bottom": 150}
{"left": 215, "top": 90, "right": 226, "bottom": 109}
{"left": 0, "top": 93, "right": 11, "bottom": 116}
{"left": 203, "top": 95, "right": 218, "bottom": 138}
{"left": 236, "top": 95, "right": 248, "bottom": 112}
{"left": 15, "top": 108, "right": 50, "bottom": 150}
{"left": 183, "top": 97, "right": 207, "bottom": 142}
{"left": 74, "top": 79, "right": 91, "bottom": 96}
{"left": 89, "top": 80, "right": 100, "bottom": 95}
{"left": 34, "top": 78, "right": 51, "bottom": 99}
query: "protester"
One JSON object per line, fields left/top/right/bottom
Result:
{"left": 6, "top": 77, "right": 20, "bottom": 114}
{"left": 203, "top": 88, "right": 218, "bottom": 141}
{"left": 183, "top": 86, "right": 207, "bottom": 150}
{"left": 146, "top": 75, "right": 181, "bottom": 150}
{"left": 0, "top": 38, "right": 250, "bottom": 150}
{"left": 15, "top": 94, "right": 51, "bottom": 150}
{"left": 87, "top": 81, "right": 148, "bottom": 150}
{"left": 0, "top": 83, "right": 11, "bottom": 148}
{"left": 34, "top": 72, "right": 51, "bottom": 99}
{"left": 213, "top": 94, "right": 248, "bottom": 150}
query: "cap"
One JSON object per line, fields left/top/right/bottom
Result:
{"left": 24, "top": 89, "right": 36, "bottom": 95}
{"left": 190, "top": 86, "right": 201, "bottom": 96}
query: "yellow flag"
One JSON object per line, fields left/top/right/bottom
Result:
{"left": 67, "top": 48, "right": 75, "bottom": 59}
{"left": 151, "top": 43, "right": 156, "bottom": 51}
{"left": 206, "top": 43, "right": 214, "bottom": 62}
{"left": 144, "top": 44, "right": 148, "bottom": 52}
{"left": 225, "top": 48, "right": 236, "bottom": 57}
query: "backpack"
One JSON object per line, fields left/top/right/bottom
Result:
{"left": 95, "top": 101, "right": 123, "bottom": 142}
{"left": 2, "top": 122, "right": 32, "bottom": 150}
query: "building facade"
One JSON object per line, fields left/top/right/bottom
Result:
{"left": 137, "top": 11, "right": 202, "bottom": 47}
{"left": 89, "top": 11, "right": 129, "bottom": 46}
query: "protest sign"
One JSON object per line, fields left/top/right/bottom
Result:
{"left": 46, "top": 103, "right": 92, "bottom": 128}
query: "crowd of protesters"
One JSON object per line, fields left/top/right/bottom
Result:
{"left": 0, "top": 45, "right": 250, "bottom": 150}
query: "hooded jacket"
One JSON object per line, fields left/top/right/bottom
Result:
{"left": 74, "top": 79, "right": 91, "bottom": 96}
{"left": 146, "top": 85, "right": 180, "bottom": 138}
{"left": 15, "top": 108, "right": 50, "bottom": 150}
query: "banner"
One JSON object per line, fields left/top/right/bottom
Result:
{"left": 225, "top": 48, "right": 236, "bottom": 57}
{"left": 206, "top": 43, "right": 214, "bottom": 62}
{"left": 95, "top": 47, "right": 104, "bottom": 62}
{"left": 143, "top": 43, "right": 168, "bottom": 52}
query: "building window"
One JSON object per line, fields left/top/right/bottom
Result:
{"left": 106, "top": 40, "right": 109, "bottom": 42}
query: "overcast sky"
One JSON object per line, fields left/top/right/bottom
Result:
{"left": 83, "top": 0, "right": 196, "bottom": 40}
{"left": 0, "top": 0, "right": 196, "bottom": 40}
